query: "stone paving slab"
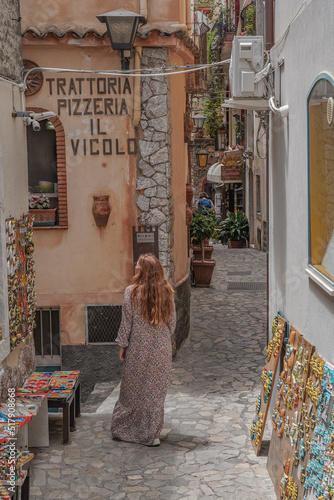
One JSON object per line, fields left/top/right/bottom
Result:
{"left": 30, "top": 245, "right": 276, "bottom": 499}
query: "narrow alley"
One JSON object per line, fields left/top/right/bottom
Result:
{"left": 30, "top": 246, "right": 276, "bottom": 500}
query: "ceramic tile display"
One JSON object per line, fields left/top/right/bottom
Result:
{"left": 0, "top": 393, "right": 47, "bottom": 442}
{"left": 19, "top": 371, "right": 80, "bottom": 399}
{"left": 303, "top": 361, "right": 334, "bottom": 500}
{"left": 250, "top": 314, "right": 286, "bottom": 455}
{"left": 267, "top": 326, "right": 315, "bottom": 500}
{"left": 266, "top": 321, "right": 334, "bottom": 500}
{"left": 0, "top": 393, "right": 40, "bottom": 498}
{"left": 6, "top": 215, "right": 36, "bottom": 349}
{"left": 275, "top": 358, "right": 334, "bottom": 500}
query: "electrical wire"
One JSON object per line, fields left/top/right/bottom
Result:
{"left": 23, "top": 59, "right": 231, "bottom": 86}
{"left": 0, "top": 75, "right": 22, "bottom": 87}
{"left": 274, "top": 1, "right": 307, "bottom": 56}
{"left": 255, "top": 112, "right": 268, "bottom": 160}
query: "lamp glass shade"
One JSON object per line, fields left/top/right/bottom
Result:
{"left": 97, "top": 9, "right": 145, "bottom": 50}
{"left": 192, "top": 113, "right": 206, "bottom": 130}
{"left": 45, "top": 120, "right": 55, "bottom": 131}
{"left": 196, "top": 148, "right": 209, "bottom": 168}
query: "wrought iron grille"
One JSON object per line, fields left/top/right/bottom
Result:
{"left": 86, "top": 305, "right": 122, "bottom": 344}
{"left": 34, "top": 307, "right": 61, "bottom": 357}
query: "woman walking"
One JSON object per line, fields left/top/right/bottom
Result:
{"left": 111, "top": 254, "right": 176, "bottom": 446}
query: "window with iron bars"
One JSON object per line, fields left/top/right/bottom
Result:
{"left": 34, "top": 308, "right": 61, "bottom": 362}
{"left": 85, "top": 305, "right": 122, "bottom": 344}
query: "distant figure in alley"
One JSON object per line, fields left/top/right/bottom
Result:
{"left": 195, "top": 191, "right": 214, "bottom": 210}
{"left": 111, "top": 254, "right": 176, "bottom": 446}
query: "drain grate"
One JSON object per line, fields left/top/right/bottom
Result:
{"left": 227, "top": 271, "right": 252, "bottom": 276}
{"left": 227, "top": 281, "right": 267, "bottom": 291}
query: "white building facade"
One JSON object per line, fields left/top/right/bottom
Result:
{"left": 269, "top": 0, "right": 334, "bottom": 360}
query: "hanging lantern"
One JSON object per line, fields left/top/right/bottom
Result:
{"left": 97, "top": 8, "right": 146, "bottom": 69}
{"left": 192, "top": 113, "right": 206, "bottom": 130}
{"left": 196, "top": 148, "right": 209, "bottom": 168}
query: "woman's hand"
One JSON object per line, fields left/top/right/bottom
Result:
{"left": 118, "top": 346, "right": 126, "bottom": 362}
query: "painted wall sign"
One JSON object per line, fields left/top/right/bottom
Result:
{"left": 45, "top": 76, "right": 137, "bottom": 157}
{"left": 221, "top": 166, "right": 242, "bottom": 181}
{"left": 136, "top": 233, "right": 155, "bottom": 243}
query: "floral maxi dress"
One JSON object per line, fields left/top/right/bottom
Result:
{"left": 111, "top": 286, "right": 176, "bottom": 445}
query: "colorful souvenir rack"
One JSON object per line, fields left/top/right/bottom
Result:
{"left": 6, "top": 215, "right": 36, "bottom": 349}
{"left": 250, "top": 314, "right": 286, "bottom": 455}
{"left": 275, "top": 360, "right": 334, "bottom": 500}
{"left": 0, "top": 480, "right": 11, "bottom": 500}
{"left": 19, "top": 372, "right": 54, "bottom": 394}
{"left": 266, "top": 320, "right": 334, "bottom": 500}
{"left": 267, "top": 326, "right": 315, "bottom": 499}
{"left": 19, "top": 371, "right": 80, "bottom": 400}
{"left": 303, "top": 361, "right": 334, "bottom": 499}
{"left": 0, "top": 446, "right": 29, "bottom": 484}
{"left": 0, "top": 393, "right": 47, "bottom": 444}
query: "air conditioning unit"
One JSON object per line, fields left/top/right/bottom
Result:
{"left": 229, "top": 36, "right": 264, "bottom": 99}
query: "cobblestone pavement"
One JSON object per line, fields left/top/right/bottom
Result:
{"left": 30, "top": 246, "right": 276, "bottom": 499}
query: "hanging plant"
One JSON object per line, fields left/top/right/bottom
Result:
{"left": 234, "top": 119, "right": 244, "bottom": 142}
{"left": 241, "top": 4, "right": 256, "bottom": 36}
{"left": 203, "top": 27, "right": 226, "bottom": 139}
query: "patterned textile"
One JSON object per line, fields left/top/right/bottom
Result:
{"left": 111, "top": 286, "right": 176, "bottom": 445}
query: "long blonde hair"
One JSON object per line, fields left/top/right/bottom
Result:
{"left": 130, "top": 254, "right": 174, "bottom": 326}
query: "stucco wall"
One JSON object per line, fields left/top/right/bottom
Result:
{"left": 21, "top": 1, "right": 139, "bottom": 33}
{"left": 170, "top": 52, "right": 188, "bottom": 284}
{"left": 273, "top": 0, "right": 306, "bottom": 42}
{"left": 24, "top": 43, "right": 138, "bottom": 344}
{"left": 21, "top": 0, "right": 183, "bottom": 34}
{"left": 24, "top": 45, "right": 138, "bottom": 290}
{"left": 269, "top": 1, "right": 334, "bottom": 363}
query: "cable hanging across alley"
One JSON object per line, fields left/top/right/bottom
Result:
{"left": 23, "top": 59, "right": 231, "bottom": 87}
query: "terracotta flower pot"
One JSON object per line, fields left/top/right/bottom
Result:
{"left": 29, "top": 208, "right": 57, "bottom": 227}
{"left": 186, "top": 206, "right": 193, "bottom": 226}
{"left": 92, "top": 195, "right": 111, "bottom": 226}
{"left": 186, "top": 183, "right": 194, "bottom": 204}
{"left": 192, "top": 259, "right": 216, "bottom": 287}
{"left": 192, "top": 246, "right": 214, "bottom": 260}
{"left": 228, "top": 240, "right": 244, "bottom": 248}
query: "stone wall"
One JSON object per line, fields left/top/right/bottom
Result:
{"left": 0, "top": 0, "right": 22, "bottom": 81}
{"left": 136, "top": 47, "right": 191, "bottom": 357}
{"left": 173, "top": 276, "right": 191, "bottom": 357}
{"left": 62, "top": 345, "right": 122, "bottom": 403}
{"left": 0, "top": 336, "right": 35, "bottom": 400}
{"left": 136, "top": 48, "right": 175, "bottom": 281}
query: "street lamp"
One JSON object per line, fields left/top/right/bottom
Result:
{"left": 196, "top": 148, "right": 209, "bottom": 168}
{"left": 192, "top": 113, "right": 206, "bottom": 130}
{"left": 97, "top": 8, "right": 146, "bottom": 70}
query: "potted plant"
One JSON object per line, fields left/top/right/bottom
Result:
{"left": 29, "top": 194, "right": 57, "bottom": 226}
{"left": 219, "top": 210, "right": 249, "bottom": 248}
{"left": 234, "top": 119, "right": 244, "bottom": 146}
{"left": 190, "top": 208, "right": 218, "bottom": 287}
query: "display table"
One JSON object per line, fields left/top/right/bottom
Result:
{"left": 19, "top": 371, "right": 81, "bottom": 445}
{"left": 47, "top": 375, "right": 81, "bottom": 444}
{"left": 0, "top": 393, "right": 46, "bottom": 499}
{"left": 2, "top": 454, "right": 33, "bottom": 500}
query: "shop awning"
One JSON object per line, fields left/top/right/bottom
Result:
{"left": 216, "top": 181, "right": 243, "bottom": 187}
{"left": 207, "top": 162, "right": 222, "bottom": 183}
{"left": 221, "top": 98, "right": 270, "bottom": 111}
